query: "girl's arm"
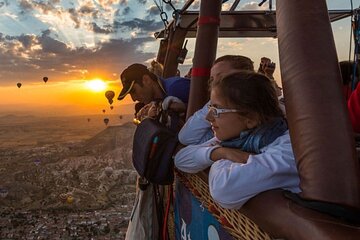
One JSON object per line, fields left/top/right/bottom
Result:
{"left": 178, "top": 102, "right": 213, "bottom": 145}
{"left": 210, "top": 147, "right": 251, "bottom": 163}
{"left": 174, "top": 138, "right": 220, "bottom": 173}
{"left": 209, "top": 132, "right": 300, "bottom": 209}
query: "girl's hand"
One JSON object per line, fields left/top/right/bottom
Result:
{"left": 210, "top": 147, "right": 251, "bottom": 164}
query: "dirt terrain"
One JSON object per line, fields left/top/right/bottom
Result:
{"left": 0, "top": 114, "right": 138, "bottom": 239}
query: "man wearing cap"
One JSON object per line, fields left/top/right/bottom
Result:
{"left": 118, "top": 63, "right": 190, "bottom": 115}
{"left": 120, "top": 63, "right": 191, "bottom": 240}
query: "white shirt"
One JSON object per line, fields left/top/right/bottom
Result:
{"left": 178, "top": 101, "right": 214, "bottom": 145}
{"left": 174, "top": 130, "right": 301, "bottom": 209}
{"left": 178, "top": 100, "right": 286, "bottom": 146}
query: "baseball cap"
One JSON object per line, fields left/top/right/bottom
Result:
{"left": 118, "top": 63, "right": 149, "bottom": 100}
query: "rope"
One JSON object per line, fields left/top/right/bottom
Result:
{"left": 162, "top": 185, "right": 173, "bottom": 240}
{"left": 349, "top": 0, "right": 353, "bottom": 62}
{"left": 352, "top": 9, "right": 360, "bottom": 90}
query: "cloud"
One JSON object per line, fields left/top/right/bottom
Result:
{"left": 0, "top": 0, "right": 9, "bottom": 8}
{"left": 119, "top": 0, "right": 128, "bottom": 6}
{"left": 39, "top": 30, "right": 70, "bottom": 54}
{"left": 122, "top": 6, "right": 131, "bottom": 15}
{"left": 17, "top": 1, "right": 103, "bottom": 29}
{"left": 190, "top": 0, "right": 200, "bottom": 10}
{"left": 147, "top": 5, "right": 159, "bottom": 16}
{"left": 240, "top": 1, "right": 268, "bottom": 10}
{"left": 114, "top": 2, "right": 131, "bottom": 16}
{"left": 163, "top": 0, "right": 181, "bottom": 11}
{"left": 15, "top": 34, "right": 37, "bottom": 49}
{"left": 0, "top": 31, "right": 156, "bottom": 86}
{"left": 98, "top": 0, "right": 122, "bottom": 8}
{"left": 115, "top": 18, "right": 163, "bottom": 33}
{"left": 79, "top": 2, "right": 99, "bottom": 19}
{"left": 68, "top": 8, "right": 81, "bottom": 28}
{"left": 18, "top": 0, "right": 62, "bottom": 15}
{"left": 33, "top": 1, "right": 56, "bottom": 14}
{"left": 89, "top": 22, "right": 114, "bottom": 34}
{"left": 137, "top": 0, "right": 147, "bottom": 4}
{"left": 19, "top": 0, "right": 33, "bottom": 13}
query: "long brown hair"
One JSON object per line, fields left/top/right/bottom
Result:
{"left": 211, "top": 71, "right": 283, "bottom": 123}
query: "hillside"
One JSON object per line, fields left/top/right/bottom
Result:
{"left": 0, "top": 117, "right": 138, "bottom": 239}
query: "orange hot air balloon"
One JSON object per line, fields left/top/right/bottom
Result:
{"left": 110, "top": 106, "right": 114, "bottom": 110}
{"left": 66, "top": 195, "right": 74, "bottom": 204}
{"left": 17, "top": 83, "right": 22, "bottom": 88}
{"left": 43, "top": 77, "right": 48, "bottom": 83}
{"left": 102, "top": 109, "right": 106, "bottom": 113}
{"left": 105, "top": 90, "right": 115, "bottom": 105}
{"left": 104, "top": 118, "right": 109, "bottom": 125}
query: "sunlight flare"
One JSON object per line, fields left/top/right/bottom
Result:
{"left": 85, "top": 79, "right": 107, "bottom": 92}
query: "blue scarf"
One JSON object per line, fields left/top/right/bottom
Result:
{"left": 220, "top": 117, "right": 288, "bottom": 154}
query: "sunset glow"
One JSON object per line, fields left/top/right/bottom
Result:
{"left": 0, "top": 1, "right": 355, "bottom": 117}
{"left": 85, "top": 79, "right": 107, "bottom": 92}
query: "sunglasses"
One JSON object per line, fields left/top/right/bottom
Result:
{"left": 207, "top": 104, "right": 247, "bottom": 118}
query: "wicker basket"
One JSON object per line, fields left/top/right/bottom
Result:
{"left": 175, "top": 170, "right": 272, "bottom": 240}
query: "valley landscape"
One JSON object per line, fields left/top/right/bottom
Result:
{"left": 0, "top": 114, "right": 138, "bottom": 239}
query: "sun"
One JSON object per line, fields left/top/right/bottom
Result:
{"left": 85, "top": 79, "right": 107, "bottom": 92}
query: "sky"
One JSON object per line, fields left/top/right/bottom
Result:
{"left": 0, "top": 0, "right": 358, "bottom": 116}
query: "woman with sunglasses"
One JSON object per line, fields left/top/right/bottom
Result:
{"left": 174, "top": 71, "right": 300, "bottom": 209}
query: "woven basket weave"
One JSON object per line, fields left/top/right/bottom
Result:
{"left": 175, "top": 170, "right": 272, "bottom": 240}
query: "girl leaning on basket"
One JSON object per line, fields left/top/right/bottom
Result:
{"left": 174, "top": 70, "right": 301, "bottom": 209}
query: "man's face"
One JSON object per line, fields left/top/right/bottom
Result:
{"left": 129, "top": 77, "right": 153, "bottom": 104}
{"left": 129, "top": 83, "right": 151, "bottom": 104}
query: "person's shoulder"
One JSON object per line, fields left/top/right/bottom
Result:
{"left": 271, "top": 130, "right": 291, "bottom": 146}
{"left": 164, "top": 76, "right": 190, "bottom": 89}
{"left": 165, "top": 76, "right": 190, "bottom": 83}
{"left": 258, "top": 130, "right": 293, "bottom": 155}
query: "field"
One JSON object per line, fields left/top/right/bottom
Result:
{"left": 0, "top": 114, "right": 138, "bottom": 239}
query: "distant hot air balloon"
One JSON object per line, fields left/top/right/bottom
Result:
{"left": 119, "top": 115, "right": 123, "bottom": 120}
{"left": 43, "top": 77, "right": 48, "bottom": 83}
{"left": 34, "top": 159, "right": 41, "bottom": 166}
{"left": 17, "top": 83, "right": 22, "bottom": 88}
{"left": 66, "top": 195, "right": 74, "bottom": 204}
{"left": 102, "top": 109, "right": 106, "bottom": 114}
{"left": 87, "top": 118, "right": 91, "bottom": 122}
{"left": 110, "top": 106, "right": 114, "bottom": 110}
{"left": 104, "top": 166, "right": 114, "bottom": 177}
{"left": 0, "top": 188, "right": 8, "bottom": 198}
{"left": 105, "top": 90, "right": 115, "bottom": 105}
{"left": 104, "top": 118, "right": 109, "bottom": 125}
{"left": 59, "top": 193, "right": 67, "bottom": 202}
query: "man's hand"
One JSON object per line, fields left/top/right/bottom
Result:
{"left": 136, "top": 102, "right": 160, "bottom": 120}
{"left": 258, "top": 57, "right": 276, "bottom": 79}
{"left": 168, "top": 102, "right": 186, "bottom": 113}
{"left": 210, "top": 147, "right": 251, "bottom": 164}
{"left": 162, "top": 96, "right": 186, "bottom": 113}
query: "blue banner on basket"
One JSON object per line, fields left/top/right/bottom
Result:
{"left": 174, "top": 179, "right": 233, "bottom": 240}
